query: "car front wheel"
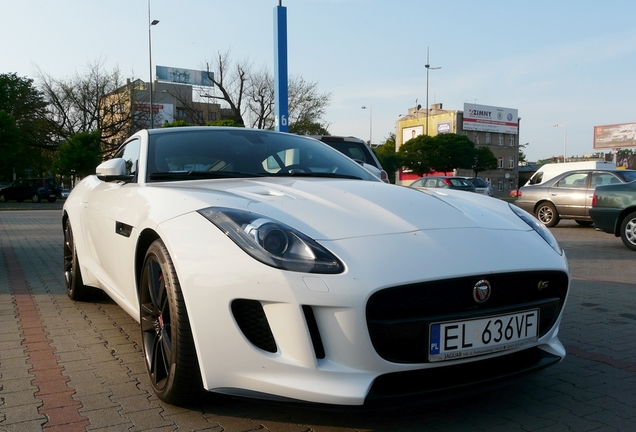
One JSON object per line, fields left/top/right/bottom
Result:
{"left": 32, "top": 194, "right": 41, "bottom": 203}
{"left": 140, "top": 239, "right": 202, "bottom": 405}
{"left": 0, "top": 194, "right": 6, "bottom": 202}
{"left": 64, "top": 219, "right": 101, "bottom": 301}
{"left": 536, "top": 202, "right": 560, "bottom": 227}
{"left": 620, "top": 211, "right": 636, "bottom": 251}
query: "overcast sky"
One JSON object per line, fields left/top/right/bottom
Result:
{"left": 3, "top": 0, "right": 636, "bottom": 161}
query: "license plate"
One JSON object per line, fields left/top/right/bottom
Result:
{"left": 429, "top": 309, "right": 539, "bottom": 362}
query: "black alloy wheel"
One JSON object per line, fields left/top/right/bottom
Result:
{"left": 139, "top": 239, "right": 202, "bottom": 405}
{"left": 63, "top": 219, "right": 100, "bottom": 301}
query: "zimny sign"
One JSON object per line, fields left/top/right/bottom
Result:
{"left": 463, "top": 103, "right": 518, "bottom": 135}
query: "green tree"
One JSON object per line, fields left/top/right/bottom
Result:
{"left": 432, "top": 133, "right": 476, "bottom": 174}
{"left": 398, "top": 134, "right": 438, "bottom": 176}
{"left": 0, "top": 73, "right": 54, "bottom": 181}
{"left": 373, "top": 133, "right": 402, "bottom": 183}
{"left": 55, "top": 131, "right": 102, "bottom": 178}
{"left": 472, "top": 146, "right": 498, "bottom": 176}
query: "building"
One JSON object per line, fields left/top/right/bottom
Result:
{"left": 100, "top": 79, "right": 227, "bottom": 153}
{"left": 395, "top": 103, "right": 520, "bottom": 197}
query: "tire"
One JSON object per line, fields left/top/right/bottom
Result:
{"left": 0, "top": 194, "right": 6, "bottom": 202}
{"left": 47, "top": 197, "right": 57, "bottom": 203}
{"left": 32, "top": 194, "right": 41, "bottom": 203}
{"left": 620, "top": 211, "right": 636, "bottom": 251}
{"left": 575, "top": 220, "right": 594, "bottom": 227}
{"left": 535, "top": 202, "right": 560, "bottom": 227}
{"left": 140, "top": 239, "right": 202, "bottom": 405}
{"left": 63, "top": 219, "right": 101, "bottom": 301}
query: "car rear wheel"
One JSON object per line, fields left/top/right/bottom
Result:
{"left": 0, "top": 194, "right": 6, "bottom": 202}
{"left": 64, "top": 219, "right": 101, "bottom": 301}
{"left": 620, "top": 211, "right": 636, "bottom": 251}
{"left": 140, "top": 239, "right": 202, "bottom": 405}
{"left": 32, "top": 194, "right": 41, "bottom": 203}
{"left": 536, "top": 202, "right": 560, "bottom": 227}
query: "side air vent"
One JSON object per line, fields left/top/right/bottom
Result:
{"left": 231, "top": 299, "right": 277, "bottom": 353}
{"left": 302, "top": 306, "right": 325, "bottom": 359}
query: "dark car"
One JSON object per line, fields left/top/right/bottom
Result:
{"left": 409, "top": 176, "right": 477, "bottom": 192}
{"left": 589, "top": 180, "right": 636, "bottom": 250}
{"left": 0, "top": 178, "right": 62, "bottom": 203}
{"left": 464, "top": 177, "right": 493, "bottom": 196}
{"left": 514, "top": 169, "right": 636, "bottom": 227}
{"left": 310, "top": 135, "right": 389, "bottom": 182}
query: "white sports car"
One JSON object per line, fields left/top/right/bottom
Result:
{"left": 63, "top": 127, "right": 570, "bottom": 406}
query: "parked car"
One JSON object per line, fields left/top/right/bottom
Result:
{"left": 589, "top": 180, "right": 636, "bottom": 250}
{"left": 61, "top": 189, "right": 71, "bottom": 199}
{"left": 465, "top": 177, "right": 493, "bottom": 196}
{"left": 309, "top": 135, "right": 389, "bottom": 183}
{"left": 0, "top": 178, "right": 61, "bottom": 203}
{"left": 64, "top": 126, "right": 569, "bottom": 406}
{"left": 409, "top": 176, "right": 477, "bottom": 192}
{"left": 514, "top": 169, "right": 636, "bottom": 227}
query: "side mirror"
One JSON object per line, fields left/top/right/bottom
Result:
{"left": 96, "top": 158, "right": 134, "bottom": 182}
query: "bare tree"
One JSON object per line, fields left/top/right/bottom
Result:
{"left": 38, "top": 60, "right": 135, "bottom": 155}
{"left": 203, "top": 50, "right": 331, "bottom": 133}
{"left": 204, "top": 50, "right": 251, "bottom": 125}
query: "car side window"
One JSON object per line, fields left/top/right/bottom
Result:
{"left": 591, "top": 173, "right": 616, "bottom": 187}
{"left": 557, "top": 172, "right": 587, "bottom": 188}
{"left": 114, "top": 138, "right": 141, "bottom": 178}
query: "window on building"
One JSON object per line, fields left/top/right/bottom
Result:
{"left": 485, "top": 133, "right": 491, "bottom": 145}
{"left": 176, "top": 108, "right": 187, "bottom": 119}
{"left": 509, "top": 180, "right": 516, "bottom": 192}
{"left": 509, "top": 136, "right": 515, "bottom": 146}
{"left": 485, "top": 177, "right": 492, "bottom": 186}
{"left": 473, "top": 132, "right": 479, "bottom": 145}
{"left": 498, "top": 156, "right": 504, "bottom": 168}
{"left": 208, "top": 112, "right": 217, "bottom": 121}
{"left": 498, "top": 135, "right": 504, "bottom": 146}
{"left": 497, "top": 178, "right": 504, "bottom": 191}
{"left": 508, "top": 156, "right": 515, "bottom": 169}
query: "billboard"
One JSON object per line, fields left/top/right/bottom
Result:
{"left": 593, "top": 122, "right": 636, "bottom": 149}
{"left": 463, "top": 103, "right": 518, "bottom": 135}
{"left": 156, "top": 66, "right": 214, "bottom": 87}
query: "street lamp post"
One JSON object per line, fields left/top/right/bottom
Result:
{"left": 148, "top": 0, "right": 159, "bottom": 129}
{"left": 553, "top": 124, "right": 567, "bottom": 162}
{"left": 361, "top": 106, "right": 372, "bottom": 144}
{"left": 425, "top": 47, "right": 441, "bottom": 135}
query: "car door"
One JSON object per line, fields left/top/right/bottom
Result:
{"left": 549, "top": 171, "right": 589, "bottom": 217}
{"left": 80, "top": 138, "right": 141, "bottom": 297}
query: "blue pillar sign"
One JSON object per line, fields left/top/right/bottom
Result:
{"left": 274, "top": 4, "right": 289, "bottom": 132}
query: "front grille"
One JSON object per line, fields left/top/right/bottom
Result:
{"left": 232, "top": 299, "right": 277, "bottom": 353}
{"left": 366, "top": 271, "right": 568, "bottom": 363}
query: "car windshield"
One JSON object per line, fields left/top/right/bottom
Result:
{"left": 146, "top": 129, "right": 379, "bottom": 183}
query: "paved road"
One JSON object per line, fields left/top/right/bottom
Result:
{"left": 0, "top": 207, "right": 635, "bottom": 431}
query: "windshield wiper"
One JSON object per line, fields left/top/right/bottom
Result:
{"left": 148, "top": 171, "right": 266, "bottom": 181}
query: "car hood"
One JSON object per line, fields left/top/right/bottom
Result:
{"left": 147, "top": 178, "right": 529, "bottom": 240}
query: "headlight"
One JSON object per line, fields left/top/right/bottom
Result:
{"left": 509, "top": 204, "right": 562, "bottom": 255}
{"left": 198, "top": 207, "right": 344, "bottom": 274}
